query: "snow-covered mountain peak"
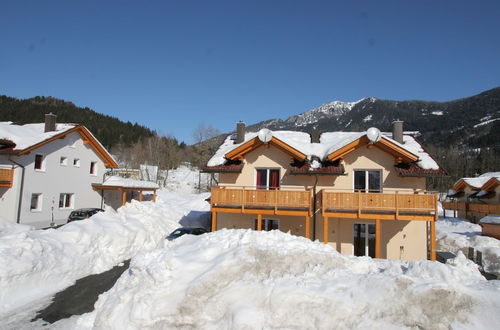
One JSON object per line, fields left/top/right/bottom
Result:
{"left": 291, "top": 98, "right": 367, "bottom": 127}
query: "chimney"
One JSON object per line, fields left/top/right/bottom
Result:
{"left": 392, "top": 120, "right": 403, "bottom": 144}
{"left": 44, "top": 113, "right": 57, "bottom": 132}
{"left": 310, "top": 129, "right": 321, "bottom": 143}
{"left": 235, "top": 121, "right": 245, "bottom": 144}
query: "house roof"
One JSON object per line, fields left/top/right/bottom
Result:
{"left": 0, "top": 122, "right": 118, "bottom": 168}
{"left": 452, "top": 172, "right": 500, "bottom": 191}
{"left": 207, "top": 129, "right": 444, "bottom": 175}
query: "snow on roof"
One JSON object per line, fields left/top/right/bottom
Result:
{"left": 101, "top": 176, "right": 159, "bottom": 189}
{"left": 456, "top": 172, "right": 500, "bottom": 189}
{"left": 479, "top": 215, "right": 500, "bottom": 225}
{"left": 207, "top": 129, "right": 438, "bottom": 171}
{"left": 0, "top": 122, "right": 76, "bottom": 150}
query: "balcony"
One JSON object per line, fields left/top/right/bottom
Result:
{"left": 321, "top": 190, "right": 438, "bottom": 221}
{"left": 210, "top": 187, "right": 313, "bottom": 216}
{"left": 0, "top": 168, "right": 14, "bottom": 188}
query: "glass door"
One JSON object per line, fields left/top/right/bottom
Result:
{"left": 354, "top": 170, "right": 381, "bottom": 192}
{"left": 256, "top": 169, "right": 280, "bottom": 190}
{"left": 353, "top": 223, "right": 376, "bottom": 257}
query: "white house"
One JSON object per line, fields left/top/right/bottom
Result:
{"left": 0, "top": 114, "right": 118, "bottom": 228}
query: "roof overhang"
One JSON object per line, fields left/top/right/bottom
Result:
{"left": 225, "top": 136, "right": 307, "bottom": 162}
{"left": 327, "top": 136, "right": 419, "bottom": 163}
{"left": 16, "top": 125, "right": 118, "bottom": 168}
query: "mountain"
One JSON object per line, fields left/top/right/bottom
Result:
{"left": 246, "top": 87, "right": 500, "bottom": 151}
{"left": 0, "top": 95, "right": 155, "bottom": 149}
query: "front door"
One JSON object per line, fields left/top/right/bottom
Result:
{"left": 353, "top": 223, "right": 376, "bottom": 257}
{"left": 256, "top": 169, "right": 280, "bottom": 190}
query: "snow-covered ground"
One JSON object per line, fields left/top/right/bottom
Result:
{"left": 0, "top": 190, "right": 210, "bottom": 328}
{"left": 162, "top": 164, "right": 212, "bottom": 194}
{"left": 1, "top": 181, "right": 500, "bottom": 329}
{"left": 51, "top": 230, "right": 500, "bottom": 329}
{"left": 436, "top": 217, "right": 500, "bottom": 276}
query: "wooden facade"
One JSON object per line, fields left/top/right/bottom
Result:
{"left": 0, "top": 168, "right": 14, "bottom": 188}
{"left": 442, "top": 201, "right": 500, "bottom": 218}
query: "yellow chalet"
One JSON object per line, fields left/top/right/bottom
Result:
{"left": 203, "top": 121, "right": 446, "bottom": 261}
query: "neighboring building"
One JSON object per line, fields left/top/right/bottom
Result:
{"left": 92, "top": 176, "right": 159, "bottom": 210}
{"left": 203, "top": 121, "right": 446, "bottom": 261}
{"left": 446, "top": 172, "right": 500, "bottom": 222}
{"left": 0, "top": 114, "right": 118, "bottom": 228}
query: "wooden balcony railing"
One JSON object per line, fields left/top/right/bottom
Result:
{"left": 210, "top": 187, "right": 312, "bottom": 214}
{"left": 0, "top": 168, "right": 14, "bottom": 188}
{"left": 321, "top": 190, "right": 438, "bottom": 221}
{"left": 442, "top": 201, "right": 500, "bottom": 216}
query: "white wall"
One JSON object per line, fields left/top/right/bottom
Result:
{"left": 0, "top": 131, "right": 107, "bottom": 228}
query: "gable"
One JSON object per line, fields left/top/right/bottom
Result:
{"left": 326, "top": 136, "right": 419, "bottom": 164}
{"left": 16, "top": 126, "right": 118, "bottom": 168}
{"left": 225, "top": 136, "right": 307, "bottom": 162}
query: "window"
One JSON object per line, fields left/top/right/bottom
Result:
{"left": 353, "top": 223, "right": 376, "bottom": 257}
{"left": 354, "top": 170, "right": 381, "bottom": 192}
{"left": 90, "top": 161, "right": 97, "bottom": 175}
{"left": 59, "top": 193, "right": 74, "bottom": 209}
{"left": 73, "top": 158, "right": 80, "bottom": 167}
{"left": 253, "top": 218, "right": 280, "bottom": 231}
{"left": 256, "top": 169, "right": 280, "bottom": 190}
{"left": 60, "top": 156, "right": 67, "bottom": 166}
{"left": 34, "top": 154, "right": 44, "bottom": 170}
{"left": 30, "top": 193, "right": 42, "bottom": 211}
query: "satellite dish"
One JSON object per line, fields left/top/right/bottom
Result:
{"left": 366, "top": 127, "right": 381, "bottom": 143}
{"left": 258, "top": 128, "right": 273, "bottom": 143}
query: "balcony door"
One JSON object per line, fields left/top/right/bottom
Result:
{"left": 256, "top": 169, "right": 280, "bottom": 190}
{"left": 353, "top": 223, "right": 376, "bottom": 257}
{"left": 354, "top": 170, "right": 381, "bottom": 193}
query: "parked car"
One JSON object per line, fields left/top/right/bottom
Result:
{"left": 166, "top": 227, "right": 208, "bottom": 241}
{"left": 67, "top": 208, "right": 104, "bottom": 222}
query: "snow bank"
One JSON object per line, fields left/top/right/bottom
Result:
{"left": 0, "top": 218, "right": 33, "bottom": 237}
{"left": 54, "top": 230, "right": 500, "bottom": 330}
{"left": 436, "top": 218, "right": 500, "bottom": 276}
{"left": 0, "top": 191, "right": 209, "bottom": 318}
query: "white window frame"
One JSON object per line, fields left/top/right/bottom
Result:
{"left": 59, "top": 193, "right": 74, "bottom": 209}
{"left": 73, "top": 158, "right": 80, "bottom": 167}
{"left": 255, "top": 168, "right": 280, "bottom": 190}
{"left": 254, "top": 218, "right": 280, "bottom": 231}
{"left": 352, "top": 222, "right": 376, "bottom": 257}
{"left": 353, "top": 169, "right": 382, "bottom": 193}
{"left": 34, "top": 154, "right": 45, "bottom": 171}
{"left": 30, "top": 193, "right": 43, "bottom": 212}
{"left": 60, "top": 156, "right": 68, "bottom": 166}
{"left": 90, "top": 161, "right": 98, "bottom": 175}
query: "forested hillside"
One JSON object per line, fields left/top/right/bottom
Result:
{"left": 0, "top": 95, "right": 154, "bottom": 149}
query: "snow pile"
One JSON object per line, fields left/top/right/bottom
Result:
{"left": 0, "top": 191, "right": 209, "bottom": 319}
{"left": 0, "top": 122, "right": 76, "bottom": 150}
{"left": 436, "top": 218, "right": 500, "bottom": 275}
{"left": 55, "top": 230, "right": 500, "bottom": 330}
{"left": 0, "top": 218, "right": 33, "bottom": 237}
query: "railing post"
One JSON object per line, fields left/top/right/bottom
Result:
{"left": 395, "top": 191, "right": 399, "bottom": 219}
{"left": 357, "top": 190, "right": 361, "bottom": 218}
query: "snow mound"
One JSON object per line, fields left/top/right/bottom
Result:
{"left": 436, "top": 218, "right": 500, "bottom": 276}
{"left": 61, "top": 230, "right": 500, "bottom": 330}
{"left": 0, "top": 218, "right": 34, "bottom": 237}
{"left": 0, "top": 191, "right": 209, "bottom": 318}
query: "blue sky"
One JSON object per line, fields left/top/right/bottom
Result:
{"left": 1, "top": 1, "right": 499, "bottom": 143}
